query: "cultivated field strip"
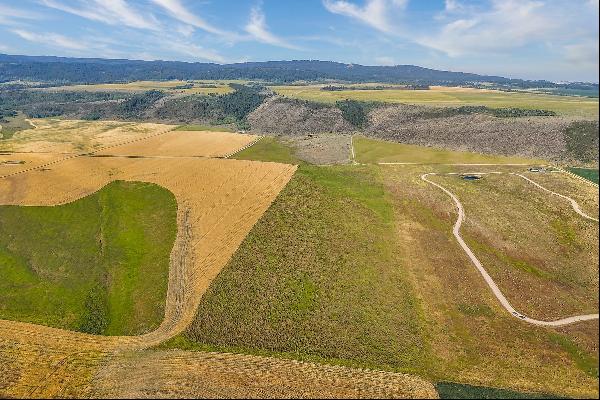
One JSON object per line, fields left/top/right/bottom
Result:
{"left": 96, "top": 130, "right": 260, "bottom": 158}
{"left": 422, "top": 171, "right": 599, "bottom": 326}
{"left": 90, "top": 350, "right": 438, "bottom": 399}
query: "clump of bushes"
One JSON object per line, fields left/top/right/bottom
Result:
{"left": 335, "top": 99, "right": 379, "bottom": 128}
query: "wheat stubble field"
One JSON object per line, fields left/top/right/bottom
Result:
{"left": 0, "top": 120, "right": 437, "bottom": 398}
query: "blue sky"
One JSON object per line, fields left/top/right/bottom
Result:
{"left": 0, "top": 0, "right": 598, "bottom": 82}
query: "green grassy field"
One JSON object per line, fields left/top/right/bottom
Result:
{"left": 0, "top": 181, "right": 177, "bottom": 335}
{"left": 435, "top": 382, "right": 560, "bottom": 399}
{"left": 232, "top": 137, "right": 303, "bottom": 164}
{"left": 183, "top": 164, "right": 429, "bottom": 372}
{"left": 353, "top": 136, "right": 543, "bottom": 165}
{"left": 568, "top": 167, "right": 599, "bottom": 184}
{"left": 164, "top": 139, "right": 597, "bottom": 398}
{"left": 270, "top": 85, "right": 599, "bottom": 118}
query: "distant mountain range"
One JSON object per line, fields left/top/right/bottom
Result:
{"left": 0, "top": 54, "right": 597, "bottom": 90}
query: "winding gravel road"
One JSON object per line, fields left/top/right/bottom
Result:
{"left": 421, "top": 172, "right": 599, "bottom": 327}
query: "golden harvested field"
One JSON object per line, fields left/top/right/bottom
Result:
{"left": 90, "top": 350, "right": 437, "bottom": 398}
{"left": 0, "top": 152, "right": 71, "bottom": 176}
{"left": 270, "top": 84, "right": 599, "bottom": 117}
{"left": 44, "top": 80, "right": 235, "bottom": 95}
{"left": 0, "top": 155, "right": 298, "bottom": 396}
{"left": 96, "top": 129, "right": 260, "bottom": 158}
{"left": 0, "top": 119, "right": 176, "bottom": 153}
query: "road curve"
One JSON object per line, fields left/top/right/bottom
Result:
{"left": 513, "top": 173, "right": 599, "bottom": 222}
{"left": 421, "top": 173, "right": 599, "bottom": 327}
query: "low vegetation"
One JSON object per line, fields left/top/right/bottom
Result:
{"left": 232, "top": 136, "right": 302, "bottom": 164}
{"left": 335, "top": 99, "right": 378, "bottom": 128}
{"left": 0, "top": 181, "right": 177, "bottom": 335}
{"left": 435, "top": 382, "right": 559, "bottom": 399}
{"left": 271, "top": 84, "right": 599, "bottom": 118}
{"left": 162, "top": 139, "right": 598, "bottom": 398}
{"left": 183, "top": 165, "right": 429, "bottom": 372}
{"left": 564, "top": 121, "right": 600, "bottom": 163}
{"left": 0, "top": 112, "right": 33, "bottom": 140}
{"left": 353, "top": 136, "right": 542, "bottom": 164}
{"left": 173, "top": 124, "right": 235, "bottom": 132}
{"left": 568, "top": 167, "right": 599, "bottom": 184}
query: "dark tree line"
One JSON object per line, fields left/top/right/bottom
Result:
{"left": 3, "top": 54, "right": 596, "bottom": 91}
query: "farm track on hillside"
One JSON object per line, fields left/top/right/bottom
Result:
{"left": 421, "top": 171, "right": 599, "bottom": 326}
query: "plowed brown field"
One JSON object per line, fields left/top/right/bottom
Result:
{"left": 96, "top": 130, "right": 260, "bottom": 158}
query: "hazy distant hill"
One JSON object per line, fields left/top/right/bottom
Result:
{"left": 0, "top": 53, "right": 584, "bottom": 89}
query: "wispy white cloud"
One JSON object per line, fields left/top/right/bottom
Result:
{"left": 165, "top": 41, "right": 227, "bottom": 63}
{"left": 0, "top": 4, "right": 43, "bottom": 26}
{"left": 40, "top": 0, "right": 159, "bottom": 30}
{"left": 245, "top": 5, "right": 300, "bottom": 49}
{"left": 417, "top": 0, "right": 561, "bottom": 57}
{"left": 150, "top": 0, "right": 237, "bottom": 39}
{"left": 11, "top": 28, "right": 86, "bottom": 51}
{"left": 564, "top": 41, "right": 599, "bottom": 68}
{"left": 323, "top": 0, "right": 407, "bottom": 34}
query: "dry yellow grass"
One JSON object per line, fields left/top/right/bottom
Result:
{"left": 96, "top": 130, "right": 260, "bottom": 158}
{"left": 0, "top": 152, "right": 71, "bottom": 176}
{"left": 0, "top": 119, "right": 176, "bottom": 153}
{"left": 90, "top": 350, "right": 437, "bottom": 399}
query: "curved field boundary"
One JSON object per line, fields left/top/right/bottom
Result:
{"left": 421, "top": 172, "right": 599, "bottom": 327}
{"left": 90, "top": 350, "right": 437, "bottom": 399}
{"left": 0, "top": 157, "right": 297, "bottom": 352}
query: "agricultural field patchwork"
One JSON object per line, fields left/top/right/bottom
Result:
{"left": 0, "top": 117, "right": 597, "bottom": 398}
{"left": 43, "top": 80, "right": 237, "bottom": 95}
{"left": 95, "top": 129, "right": 259, "bottom": 158}
{"left": 270, "top": 84, "right": 599, "bottom": 118}
{"left": 169, "top": 139, "right": 598, "bottom": 398}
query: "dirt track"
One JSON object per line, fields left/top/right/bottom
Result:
{"left": 422, "top": 171, "right": 599, "bottom": 326}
